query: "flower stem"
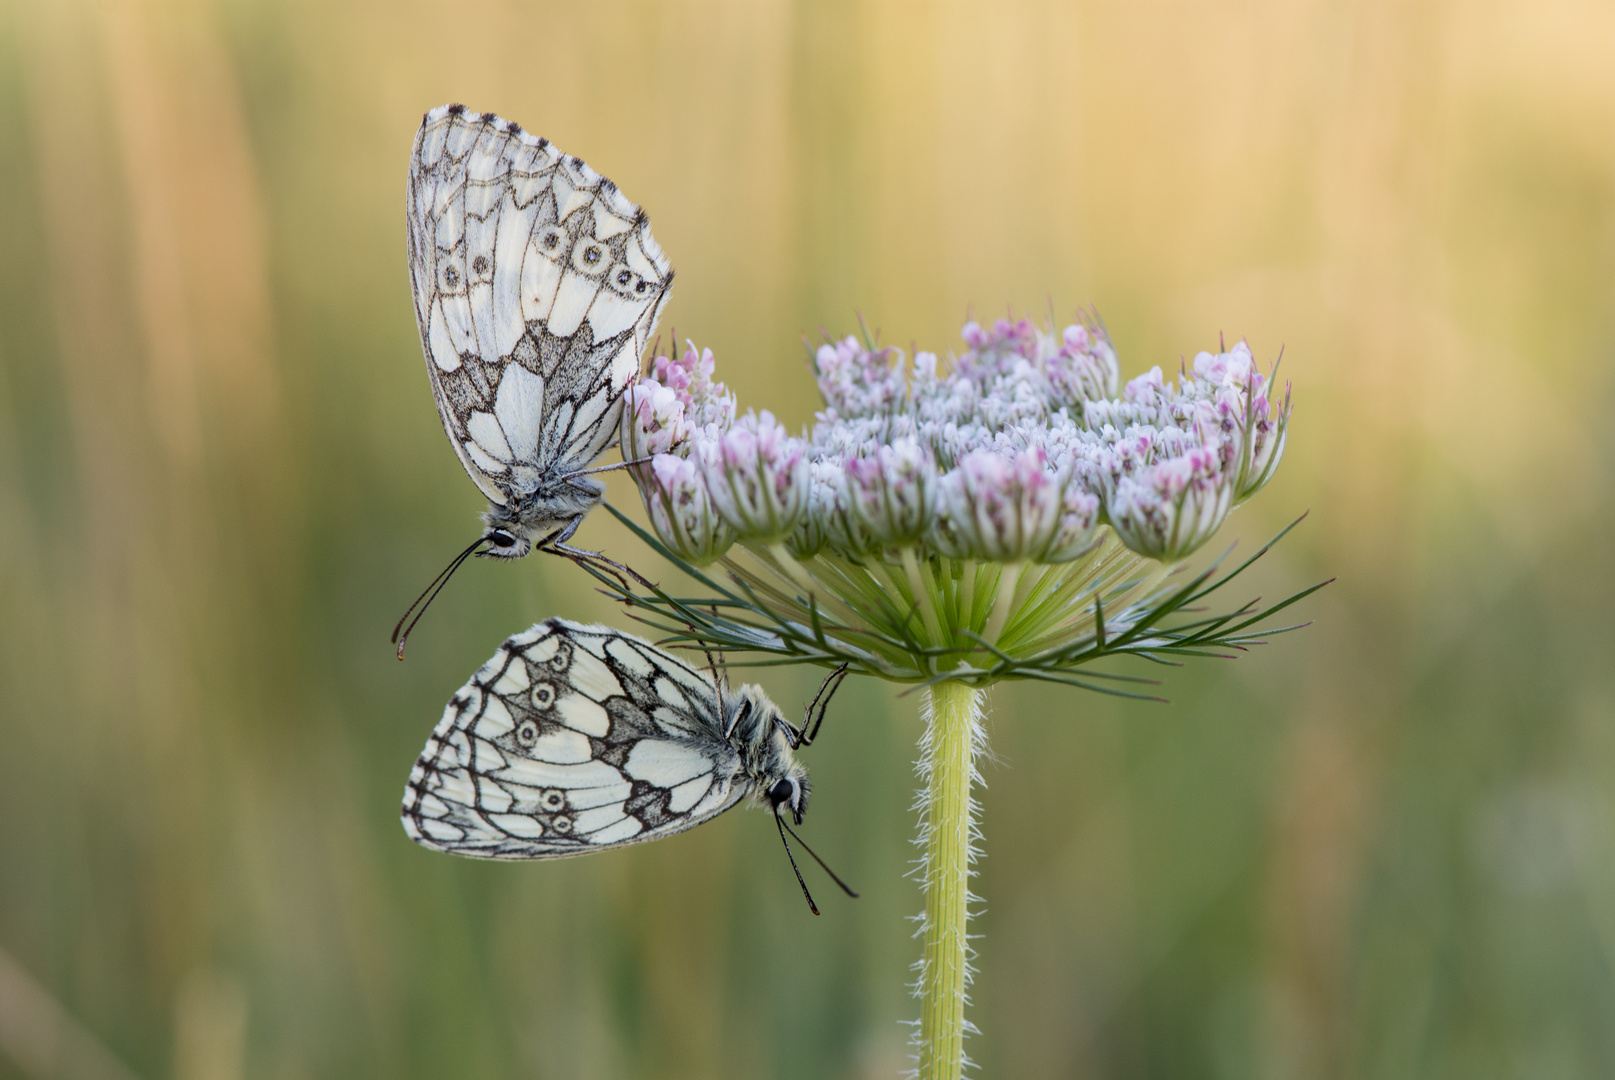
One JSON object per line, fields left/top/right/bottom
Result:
{"left": 916, "top": 680, "right": 985, "bottom": 1080}
{"left": 981, "top": 560, "right": 1023, "bottom": 646}
{"left": 900, "top": 545, "right": 946, "bottom": 648}
{"left": 765, "top": 542, "right": 819, "bottom": 598}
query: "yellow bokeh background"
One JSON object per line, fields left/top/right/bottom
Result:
{"left": 2, "top": 1, "right": 1613, "bottom": 1077}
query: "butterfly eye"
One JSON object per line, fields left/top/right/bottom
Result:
{"left": 515, "top": 720, "right": 539, "bottom": 746}
{"left": 571, "top": 241, "right": 608, "bottom": 274}
{"left": 767, "top": 778, "right": 797, "bottom": 810}
{"left": 531, "top": 683, "right": 557, "bottom": 710}
{"left": 488, "top": 529, "right": 517, "bottom": 549}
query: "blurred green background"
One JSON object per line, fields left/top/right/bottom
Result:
{"left": 3, "top": 0, "right": 1614, "bottom": 1077}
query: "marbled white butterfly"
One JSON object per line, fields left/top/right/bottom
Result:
{"left": 395, "top": 105, "right": 672, "bottom": 654}
{"left": 401, "top": 619, "right": 854, "bottom": 912}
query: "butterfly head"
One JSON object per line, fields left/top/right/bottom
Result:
{"left": 767, "top": 772, "right": 810, "bottom": 826}
{"left": 730, "top": 685, "right": 812, "bottom": 824}
{"left": 480, "top": 485, "right": 603, "bottom": 560}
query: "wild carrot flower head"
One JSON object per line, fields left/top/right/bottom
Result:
{"left": 610, "top": 318, "right": 1302, "bottom": 685}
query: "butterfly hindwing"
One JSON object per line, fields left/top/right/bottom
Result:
{"left": 402, "top": 620, "right": 748, "bottom": 859}
{"left": 406, "top": 105, "right": 674, "bottom": 510}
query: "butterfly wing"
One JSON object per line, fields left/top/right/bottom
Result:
{"left": 402, "top": 619, "right": 747, "bottom": 859}
{"left": 406, "top": 105, "right": 674, "bottom": 507}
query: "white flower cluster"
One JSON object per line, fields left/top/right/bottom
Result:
{"left": 622, "top": 316, "right": 1290, "bottom": 567}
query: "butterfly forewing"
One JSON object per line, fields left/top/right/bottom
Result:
{"left": 406, "top": 105, "right": 673, "bottom": 512}
{"left": 403, "top": 620, "right": 748, "bottom": 860}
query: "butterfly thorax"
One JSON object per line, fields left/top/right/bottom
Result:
{"left": 480, "top": 474, "right": 605, "bottom": 558}
{"left": 724, "top": 684, "right": 811, "bottom": 822}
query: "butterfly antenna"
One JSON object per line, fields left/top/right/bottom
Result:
{"left": 779, "top": 815, "right": 860, "bottom": 899}
{"left": 801, "top": 664, "right": 850, "bottom": 745}
{"left": 391, "top": 534, "right": 489, "bottom": 660}
{"left": 775, "top": 813, "right": 820, "bottom": 915}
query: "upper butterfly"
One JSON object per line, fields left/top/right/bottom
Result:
{"left": 406, "top": 104, "right": 672, "bottom": 561}
{"left": 401, "top": 619, "right": 853, "bottom": 911}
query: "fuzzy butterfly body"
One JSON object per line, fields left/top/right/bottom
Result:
{"left": 407, "top": 104, "right": 673, "bottom": 558}
{"left": 402, "top": 620, "right": 819, "bottom": 859}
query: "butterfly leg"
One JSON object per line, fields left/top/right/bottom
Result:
{"left": 551, "top": 541, "right": 656, "bottom": 594}
{"left": 799, "top": 664, "right": 850, "bottom": 745}
{"left": 534, "top": 516, "right": 654, "bottom": 593}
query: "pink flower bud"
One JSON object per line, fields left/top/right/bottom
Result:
{"left": 932, "top": 449, "right": 1063, "bottom": 561}
{"left": 842, "top": 437, "right": 937, "bottom": 547}
{"left": 650, "top": 341, "right": 736, "bottom": 431}
{"left": 641, "top": 451, "right": 737, "bottom": 564}
{"left": 957, "top": 318, "right": 1041, "bottom": 383}
{"left": 812, "top": 336, "right": 906, "bottom": 419}
{"left": 787, "top": 460, "right": 842, "bottom": 557}
{"left": 1042, "top": 484, "right": 1103, "bottom": 562}
{"left": 1182, "top": 341, "right": 1290, "bottom": 501}
{"left": 1191, "top": 341, "right": 1254, "bottom": 387}
{"left": 699, "top": 411, "right": 809, "bottom": 542}
{"left": 1045, "top": 318, "right": 1119, "bottom": 407}
{"left": 1107, "top": 445, "right": 1233, "bottom": 560}
{"left": 1235, "top": 381, "right": 1290, "bottom": 500}
{"left": 620, "top": 379, "right": 691, "bottom": 462}
{"left": 1124, "top": 366, "right": 1168, "bottom": 404}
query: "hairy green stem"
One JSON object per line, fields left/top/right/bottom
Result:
{"left": 916, "top": 680, "right": 985, "bottom": 1080}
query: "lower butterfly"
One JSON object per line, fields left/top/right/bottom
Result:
{"left": 401, "top": 619, "right": 855, "bottom": 912}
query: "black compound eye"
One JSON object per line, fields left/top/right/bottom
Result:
{"left": 768, "top": 779, "right": 795, "bottom": 809}
{"left": 489, "top": 529, "right": 517, "bottom": 549}
{"left": 515, "top": 720, "right": 539, "bottom": 747}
